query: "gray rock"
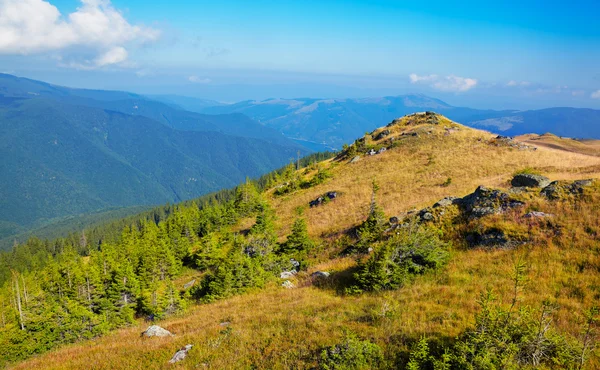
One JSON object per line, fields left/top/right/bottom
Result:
{"left": 459, "top": 186, "right": 524, "bottom": 219}
{"left": 541, "top": 179, "right": 594, "bottom": 199}
{"left": 524, "top": 211, "right": 554, "bottom": 218}
{"left": 280, "top": 271, "right": 297, "bottom": 279}
{"left": 420, "top": 212, "right": 434, "bottom": 221}
{"left": 282, "top": 280, "right": 295, "bottom": 289}
{"left": 467, "top": 230, "right": 524, "bottom": 249}
{"left": 219, "top": 321, "right": 231, "bottom": 327}
{"left": 374, "top": 129, "right": 391, "bottom": 140}
{"left": 511, "top": 174, "right": 551, "bottom": 188}
{"left": 183, "top": 279, "right": 196, "bottom": 289}
{"left": 169, "top": 344, "right": 193, "bottom": 364}
{"left": 311, "top": 271, "right": 330, "bottom": 279}
{"left": 141, "top": 325, "right": 173, "bottom": 338}
{"left": 433, "top": 196, "right": 459, "bottom": 208}
{"left": 350, "top": 156, "right": 361, "bottom": 163}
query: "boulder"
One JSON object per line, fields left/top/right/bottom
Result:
{"left": 183, "top": 279, "right": 196, "bottom": 290}
{"left": 169, "top": 344, "right": 193, "bottom": 364}
{"left": 467, "top": 230, "right": 522, "bottom": 249}
{"left": 541, "top": 179, "right": 594, "bottom": 200}
{"left": 374, "top": 129, "right": 391, "bottom": 141}
{"left": 511, "top": 174, "right": 551, "bottom": 188}
{"left": 433, "top": 196, "right": 459, "bottom": 208}
{"left": 311, "top": 271, "right": 330, "bottom": 279}
{"left": 524, "top": 211, "right": 554, "bottom": 219}
{"left": 389, "top": 216, "right": 399, "bottom": 225}
{"left": 141, "top": 325, "right": 173, "bottom": 338}
{"left": 282, "top": 280, "right": 295, "bottom": 289}
{"left": 350, "top": 156, "right": 361, "bottom": 163}
{"left": 458, "top": 186, "right": 524, "bottom": 219}
{"left": 420, "top": 212, "right": 434, "bottom": 221}
{"left": 280, "top": 270, "right": 297, "bottom": 279}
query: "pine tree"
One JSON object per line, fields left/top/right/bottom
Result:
{"left": 280, "top": 218, "right": 314, "bottom": 254}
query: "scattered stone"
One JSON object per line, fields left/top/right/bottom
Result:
{"left": 377, "top": 147, "right": 387, "bottom": 154}
{"left": 282, "top": 280, "right": 295, "bottom": 289}
{"left": 141, "top": 325, "right": 173, "bottom": 338}
{"left": 367, "top": 247, "right": 374, "bottom": 253}
{"left": 389, "top": 216, "right": 399, "bottom": 224}
{"left": 511, "top": 174, "right": 551, "bottom": 188}
{"left": 183, "top": 279, "right": 196, "bottom": 290}
{"left": 311, "top": 271, "right": 330, "bottom": 279}
{"left": 144, "top": 314, "right": 155, "bottom": 323}
{"left": 350, "top": 156, "right": 361, "bottom": 163}
{"left": 309, "top": 197, "right": 325, "bottom": 207}
{"left": 169, "top": 344, "right": 193, "bottom": 364}
{"left": 326, "top": 191, "right": 338, "bottom": 199}
{"left": 219, "top": 322, "right": 230, "bottom": 327}
{"left": 290, "top": 258, "right": 300, "bottom": 269}
{"left": 524, "top": 211, "right": 554, "bottom": 219}
{"left": 280, "top": 270, "right": 297, "bottom": 279}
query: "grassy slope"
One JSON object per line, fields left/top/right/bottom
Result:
{"left": 11, "top": 115, "right": 600, "bottom": 369}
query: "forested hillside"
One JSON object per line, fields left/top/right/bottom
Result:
{"left": 0, "top": 74, "right": 310, "bottom": 245}
{"left": 2, "top": 113, "right": 599, "bottom": 369}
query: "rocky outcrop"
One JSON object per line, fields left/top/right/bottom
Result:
{"left": 458, "top": 186, "right": 524, "bottom": 219}
{"left": 141, "top": 325, "right": 173, "bottom": 338}
{"left": 466, "top": 230, "right": 524, "bottom": 249}
{"left": 373, "top": 129, "right": 391, "bottom": 141}
{"left": 511, "top": 174, "right": 551, "bottom": 188}
{"left": 524, "top": 211, "right": 554, "bottom": 219}
{"left": 541, "top": 179, "right": 594, "bottom": 200}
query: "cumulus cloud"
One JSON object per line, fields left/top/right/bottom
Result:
{"left": 0, "top": 0, "right": 159, "bottom": 68}
{"left": 188, "top": 75, "right": 211, "bottom": 84}
{"left": 592, "top": 90, "right": 600, "bottom": 99}
{"left": 409, "top": 73, "right": 477, "bottom": 92}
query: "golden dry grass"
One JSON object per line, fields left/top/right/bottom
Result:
{"left": 10, "top": 115, "right": 600, "bottom": 369}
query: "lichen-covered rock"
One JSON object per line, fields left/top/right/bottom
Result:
{"left": 467, "top": 230, "right": 524, "bottom": 249}
{"left": 169, "top": 344, "right": 193, "bottom": 364}
{"left": 311, "top": 271, "right": 330, "bottom": 279}
{"left": 374, "top": 129, "right": 391, "bottom": 140}
{"left": 141, "top": 325, "right": 173, "bottom": 338}
{"left": 458, "top": 186, "right": 524, "bottom": 218}
{"left": 280, "top": 270, "right": 297, "bottom": 279}
{"left": 511, "top": 174, "right": 551, "bottom": 188}
{"left": 524, "top": 211, "right": 554, "bottom": 218}
{"left": 433, "top": 197, "right": 459, "bottom": 208}
{"left": 282, "top": 280, "right": 295, "bottom": 289}
{"left": 541, "top": 179, "right": 594, "bottom": 200}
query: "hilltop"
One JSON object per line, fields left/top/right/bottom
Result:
{"left": 3, "top": 112, "right": 600, "bottom": 369}
{"left": 200, "top": 95, "right": 600, "bottom": 149}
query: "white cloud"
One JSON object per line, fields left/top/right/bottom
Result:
{"left": 188, "top": 75, "right": 211, "bottom": 84}
{"left": 571, "top": 90, "right": 585, "bottom": 97}
{"left": 409, "top": 73, "right": 438, "bottom": 83}
{"left": 0, "top": 0, "right": 159, "bottom": 68}
{"left": 507, "top": 80, "right": 530, "bottom": 87}
{"left": 592, "top": 90, "right": 600, "bottom": 99}
{"left": 409, "top": 73, "right": 477, "bottom": 92}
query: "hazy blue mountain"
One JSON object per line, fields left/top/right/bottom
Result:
{"left": 202, "top": 95, "right": 600, "bottom": 147}
{"left": 0, "top": 74, "right": 308, "bottom": 242}
{"left": 148, "top": 94, "right": 224, "bottom": 112}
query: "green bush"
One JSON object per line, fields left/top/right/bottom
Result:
{"left": 352, "top": 224, "right": 450, "bottom": 292}
{"left": 320, "top": 334, "right": 384, "bottom": 370}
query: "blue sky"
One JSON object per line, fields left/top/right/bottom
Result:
{"left": 1, "top": 0, "right": 599, "bottom": 109}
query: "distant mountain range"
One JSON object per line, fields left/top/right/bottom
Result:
{"left": 199, "top": 95, "right": 600, "bottom": 148}
{"left": 0, "top": 74, "right": 308, "bottom": 243}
